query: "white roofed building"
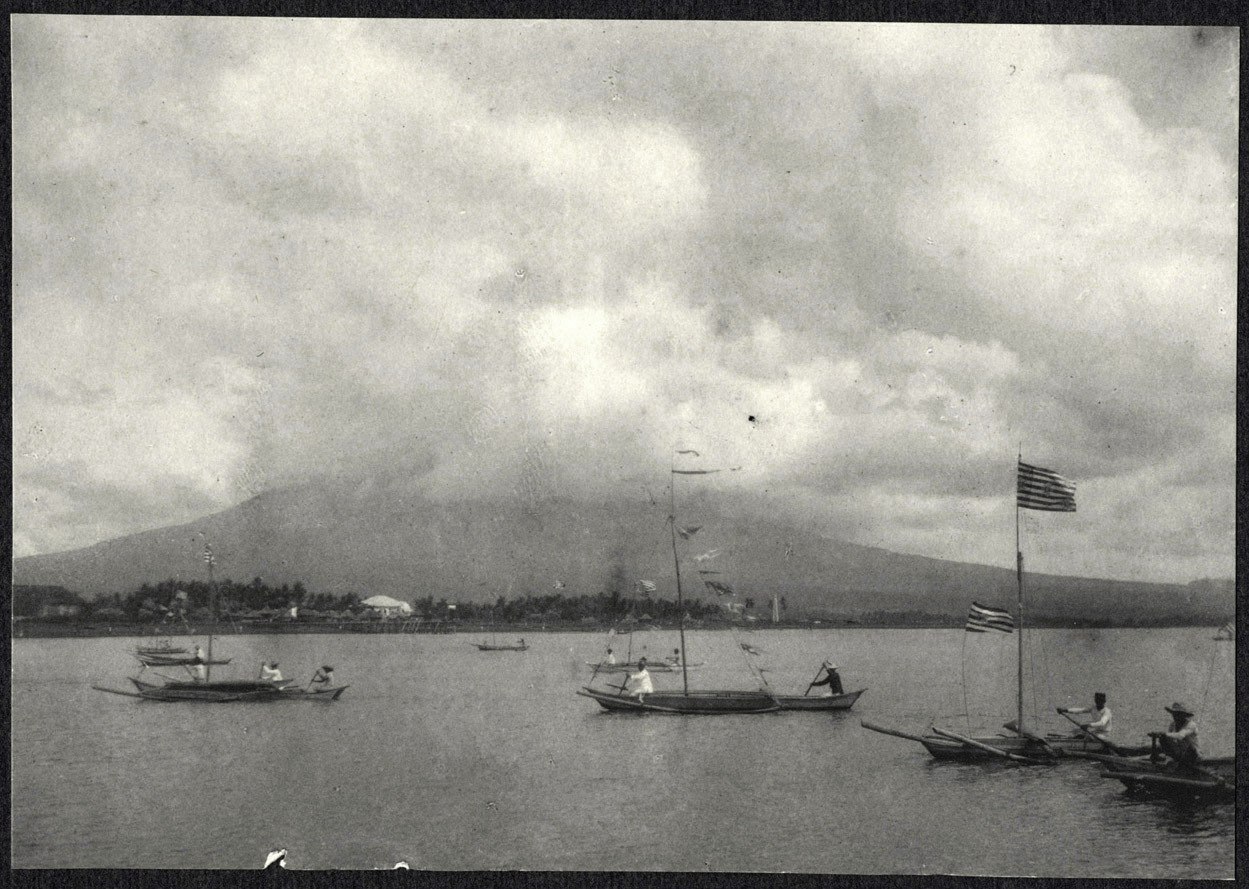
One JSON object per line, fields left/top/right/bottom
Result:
{"left": 361, "top": 595, "right": 413, "bottom": 618}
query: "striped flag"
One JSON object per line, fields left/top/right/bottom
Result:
{"left": 636, "top": 580, "right": 657, "bottom": 593}
{"left": 1017, "top": 461, "right": 1076, "bottom": 512}
{"left": 966, "top": 602, "right": 1014, "bottom": 634}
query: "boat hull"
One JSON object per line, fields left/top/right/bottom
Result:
{"left": 919, "top": 733, "right": 1116, "bottom": 761}
{"left": 474, "top": 644, "right": 528, "bottom": 651}
{"left": 1100, "top": 756, "right": 1234, "bottom": 801}
{"left": 586, "top": 661, "right": 703, "bottom": 674}
{"left": 128, "top": 677, "right": 348, "bottom": 702}
{"left": 578, "top": 687, "right": 779, "bottom": 714}
{"left": 136, "top": 655, "right": 232, "bottom": 667}
{"left": 773, "top": 689, "right": 865, "bottom": 711}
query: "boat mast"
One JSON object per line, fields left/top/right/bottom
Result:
{"left": 669, "top": 464, "right": 690, "bottom": 695}
{"left": 204, "top": 544, "right": 216, "bottom": 682}
{"left": 1015, "top": 454, "right": 1024, "bottom": 735}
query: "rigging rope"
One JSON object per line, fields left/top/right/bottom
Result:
{"left": 960, "top": 628, "right": 971, "bottom": 733}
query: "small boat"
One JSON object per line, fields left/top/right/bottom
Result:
{"left": 90, "top": 677, "right": 349, "bottom": 703}
{"left": 577, "top": 687, "right": 780, "bottom": 714}
{"left": 1099, "top": 755, "right": 1234, "bottom": 802}
{"left": 474, "top": 642, "right": 529, "bottom": 651}
{"left": 135, "top": 653, "right": 232, "bottom": 667}
{"left": 586, "top": 660, "right": 703, "bottom": 674}
{"left": 134, "top": 641, "right": 188, "bottom": 656}
{"left": 772, "top": 689, "right": 865, "bottom": 711}
{"left": 1212, "top": 622, "right": 1233, "bottom": 641}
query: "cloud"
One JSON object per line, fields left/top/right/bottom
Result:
{"left": 11, "top": 19, "right": 1236, "bottom": 582}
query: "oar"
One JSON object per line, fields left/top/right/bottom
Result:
{"left": 930, "top": 726, "right": 1052, "bottom": 765}
{"left": 1058, "top": 709, "right": 1130, "bottom": 756}
{"left": 860, "top": 720, "right": 932, "bottom": 744}
{"left": 1002, "top": 720, "right": 1061, "bottom": 758}
{"left": 802, "top": 661, "right": 829, "bottom": 697}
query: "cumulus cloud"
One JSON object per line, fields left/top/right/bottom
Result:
{"left": 11, "top": 18, "right": 1236, "bottom": 582}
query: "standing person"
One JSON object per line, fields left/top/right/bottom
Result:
{"left": 809, "top": 662, "right": 844, "bottom": 696}
{"left": 1058, "top": 692, "right": 1112, "bottom": 739}
{"left": 624, "top": 658, "right": 654, "bottom": 697}
{"left": 1152, "top": 702, "right": 1200, "bottom": 770}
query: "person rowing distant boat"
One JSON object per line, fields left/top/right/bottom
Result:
{"left": 311, "top": 665, "right": 335, "bottom": 687}
{"left": 1058, "top": 692, "right": 1112, "bottom": 740}
{"left": 808, "top": 662, "right": 844, "bottom": 696}
{"left": 666, "top": 648, "right": 681, "bottom": 666}
{"left": 259, "top": 662, "right": 284, "bottom": 682}
{"left": 603, "top": 648, "right": 617, "bottom": 665}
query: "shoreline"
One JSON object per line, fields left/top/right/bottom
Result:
{"left": 11, "top": 619, "right": 1226, "bottom": 639}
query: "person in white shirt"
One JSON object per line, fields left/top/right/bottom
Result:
{"left": 624, "top": 658, "right": 654, "bottom": 697}
{"left": 259, "top": 662, "right": 284, "bottom": 682}
{"left": 603, "top": 648, "right": 617, "bottom": 666}
{"left": 1058, "top": 692, "right": 1112, "bottom": 739}
{"left": 190, "top": 646, "right": 207, "bottom": 682}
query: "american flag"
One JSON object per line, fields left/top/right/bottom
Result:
{"left": 1017, "top": 461, "right": 1076, "bottom": 512}
{"left": 966, "top": 602, "right": 1014, "bottom": 634}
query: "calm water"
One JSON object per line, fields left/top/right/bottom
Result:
{"left": 11, "top": 627, "right": 1235, "bottom": 874}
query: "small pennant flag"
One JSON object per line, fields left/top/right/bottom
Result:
{"left": 637, "top": 580, "right": 657, "bottom": 593}
{"left": 966, "top": 602, "right": 1014, "bottom": 634}
{"left": 677, "top": 525, "right": 702, "bottom": 539}
{"left": 704, "top": 580, "right": 736, "bottom": 597}
{"left": 1017, "top": 461, "right": 1076, "bottom": 512}
{"left": 694, "top": 549, "right": 722, "bottom": 564}
{"left": 739, "top": 642, "right": 762, "bottom": 656}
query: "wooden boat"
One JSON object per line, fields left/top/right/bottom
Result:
{"left": 586, "top": 660, "right": 703, "bottom": 674}
{"left": 578, "top": 453, "right": 784, "bottom": 715}
{"left": 1099, "top": 755, "right": 1234, "bottom": 802}
{"left": 577, "top": 687, "right": 780, "bottom": 714}
{"left": 95, "top": 544, "right": 346, "bottom": 704}
{"left": 135, "top": 653, "right": 232, "bottom": 667}
{"left": 473, "top": 642, "right": 528, "bottom": 651}
{"left": 91, "top": 677, "right": 349, "bottom": 702}
{"left": 863, "top": 459, "right": 1082, "bottom": 764}
{"left": 135, "top": 642, "right": 188, "bottom": 656}
{"left": 773, "top": 688, "right": 865, "bottom": 711}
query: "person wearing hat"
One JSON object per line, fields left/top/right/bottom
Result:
{"left": 1151, "top": 702, "right": 1199, "bottom": 769}
{"left": 311, "top": 665, "right": 335, "bottom": 687}
{"left": 259, "top": 661, "right": 284, "bottom": 682}
{"left": 624, "top": 657, "right": 654, "bottom": 697}
{"left": 1058, "top": 692, "right": 1112, "bottom": 739}
{"left": 809, "top": 662, "right": 845, "bottom": 696}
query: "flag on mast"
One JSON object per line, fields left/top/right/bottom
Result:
{"left": 966, "top": 602, "right": 1015, "bottom": 633}
{"left": 1017, "top": 461, "right": 1076, "bottom": 512}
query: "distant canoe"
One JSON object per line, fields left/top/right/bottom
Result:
{"left": 1100, "top": 755, "right": 1234, "bottom": 802}
{"left": 116, "top": 677, "right": 348, "bottom": 703}
{"left": 136, "top": 654, "right": 232, "bottom": 667}
{"left": 473, "top": 643, "right": 528, "bottom": 651}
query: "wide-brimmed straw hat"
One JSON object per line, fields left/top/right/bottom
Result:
{"left": 1164, "top": 701, "right": 1194, "bottom": 717}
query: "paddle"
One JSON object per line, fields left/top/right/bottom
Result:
{"left": 803, "top": 661, "right": 829, "bottom": 697}
{"left": 1002, "top": 720, "right": 1061, "bottom": 758}
{"left": 1058, "top": 709, "right": 1129, "bottom": 756}
{"left": 930, "top": 726, "right": 1052, "bottom": 765}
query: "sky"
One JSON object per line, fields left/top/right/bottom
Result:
{"left": 12, "top": 18, "right": 1237, "bottom": 583}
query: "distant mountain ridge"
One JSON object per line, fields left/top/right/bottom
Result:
{"left": 12, "top": 475, "right": 1232, "bottom": 625}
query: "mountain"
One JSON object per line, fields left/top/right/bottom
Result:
{"left": 11, "top": 473, "right": 1232, "bottom": 625}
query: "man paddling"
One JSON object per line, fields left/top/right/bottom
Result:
{"left": 1058, "top": 692, "right": 1112, "bottom": 740}
{"left": 809, "top": 662, "right": 844, "bottom": 696}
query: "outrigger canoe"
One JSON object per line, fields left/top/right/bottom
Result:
{"left": 135, "top": 653, "right": 232, "bottom": 667}
{"left": 92, "top": 678, "right": 348, "bottom": 702}
{"left": 586, "top": 660, "right": 703, "bottom": 674}
{"left": 577, "top": 687, "right": 780, "bottom": 714}
{"left": 1098, "top": 755, "right": 1234, "bottom": 802}
{"left": 772, "top": 689, "right": 865, "bottom": 711}
{"left": 473, "top": 643, "right": 528, "bottom": 651}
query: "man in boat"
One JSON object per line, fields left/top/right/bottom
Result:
{"left": 1058, "top": 692, "right": 1112, "bottom": 740}
{"left": 311, "top": 665, "right": 335, "bottom": 686}
{"left": 809, "top": 662, "right": 844, "bottom": 696}
{"left": 1151, "top": 702, "right": 1200, "bottom": 771}
{"left": 603, "top": 648, "right": 617, "bottom": 665}
{"left": 623, "top": 657, "right": 654, "bottom": 697}
{"left": 190, "top": 646, "right": 207, "bottom": 682}
{"left": 259, "top": 662, "right": 284, "bottom": 682}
